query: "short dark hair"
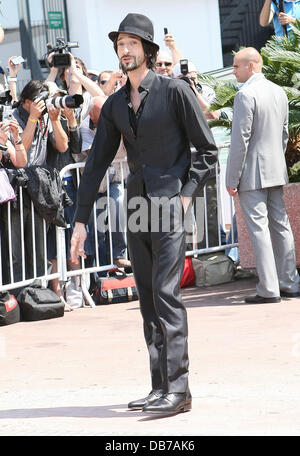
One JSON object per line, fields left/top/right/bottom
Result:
{"left": 113, "top": 37, "right": 158, "bottom": 70}
{"left": 19, "top": 80, "right": 48, "bottom": 104}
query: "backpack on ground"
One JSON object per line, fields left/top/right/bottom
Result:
{"left": 0, "top": 291, "right": 20, "bottom": 326}
{"left": 192, "top": 253, "right": 235, "bottom": 287}
{"left": 92, "top": 270, "right": 138, "bottom": 305}
{"left": 17, "top": 280, "right": 64, "bottom": 321}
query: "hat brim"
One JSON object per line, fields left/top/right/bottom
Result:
{"left": 108, "top": 30, "right": 159, "bottom": 51}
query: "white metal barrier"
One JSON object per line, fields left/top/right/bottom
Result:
{"left": 0, "top": 186, "right": 61, "bottom": 292}
{"left": 0, "top": 146, "right": 238, "bottom": 302}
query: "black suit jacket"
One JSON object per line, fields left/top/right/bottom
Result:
{"left": 75, "top": 70, "right": 218, "bottom": 224}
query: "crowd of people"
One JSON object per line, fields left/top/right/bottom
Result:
{"left": 0, "top": 4, "right": 299, "bottom": 416}
{"left": 0, "top": 27, "right": 230, "bottom": 311}
{"left": 0, "top": 2, "right": 299, "bottom": 316}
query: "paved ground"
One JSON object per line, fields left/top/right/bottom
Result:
{"left": 1, "top": 276, "right": 300, "bottom": 437}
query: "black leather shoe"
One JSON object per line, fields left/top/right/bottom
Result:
{"left": 128, "top": 390, "right": 163, "bottom": 410}
{"left": 244, "top": 295, "right": 281, "bottom": 304}
{"left": 142, "top": 391, "right": 192, "bottom": 415}
{"left": 280, "top": 290, "right": 300, "bottom": 298}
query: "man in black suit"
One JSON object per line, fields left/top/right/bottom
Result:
{"left": 70, "top": 13, "right": 218, "bottom": 415}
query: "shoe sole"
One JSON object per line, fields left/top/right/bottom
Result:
{"left": 245, "top": 298, "right": 281, "bottom": 304}
{"left": 280, "top": 293, "right": 300, "bottom": 298}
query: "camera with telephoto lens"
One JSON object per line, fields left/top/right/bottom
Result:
{"left": 0, "top": 89, "right": 13, "bottom": 123}
{"left": 46, "top": 37, "right": 79, "bottom": 69}
{"left": 33, "top": 90, "right": 84, "bottom": 113}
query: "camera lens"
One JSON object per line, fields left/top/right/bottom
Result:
{"left": 50, "top": 94, "right": 84, "bottom": 109}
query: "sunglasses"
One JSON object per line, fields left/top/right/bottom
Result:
{"left": 156, "top": 62, "right": 172, "bottom": 67}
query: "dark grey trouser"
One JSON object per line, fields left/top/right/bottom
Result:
{"left": 127, "top": 194, "right": 189, "bottom": 394}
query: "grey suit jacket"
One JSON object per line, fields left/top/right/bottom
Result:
{"left": 226, "top": 73, "right": 289, "bottom": 191}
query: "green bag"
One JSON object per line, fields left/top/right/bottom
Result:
{"left": 192, "top": 254, "right": 235, "bottom": 287}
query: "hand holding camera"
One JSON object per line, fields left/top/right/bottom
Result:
{"left": 7, "top": 56, "right": 23, "bottom": 77}
{"left": 47, "top": 105, "right": 61, "bottom": 122}
{"left": 164, "top": 32, "right": 177, "bottom": 51}
{"left": 0, "top": 122, "right": 9, "bottom": 145}
{"left": 46, "top": 38, "right": 79, "bottom": 69}
{"left": 61, "top": 107, "right": 76, "bottom": 125}
{"left": 8, "top": 118, "right": 21, "bottom": 144}
{"left": 30, "top": 98, "right": 46, "bottom": 120}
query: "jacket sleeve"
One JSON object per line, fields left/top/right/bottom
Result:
{"left": 74, "top": 99, "right": 121, "bottom": 224}
{"left": 173, "top": 81, "right": 218, "bottom": 198}
{"left": 69, "top": 126, "right": 82, "bottom": 155}
{"left": 225, "top": 90, "right": 255, "bottom": 189}
{"left": 282, "top": 95, "right": 289, "bottom": 154}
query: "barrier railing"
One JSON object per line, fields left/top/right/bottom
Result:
{"left": 0, "top": 146, "right": 238, "bottom": 304}
{"left": 0, "top": 185, "right": 61, "bottom": 293}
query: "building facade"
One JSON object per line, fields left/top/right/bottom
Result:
{"left": 0, "top": 0, "right": 273, "bottom": 90}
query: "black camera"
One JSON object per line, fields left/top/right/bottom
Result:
{"left": 33, "top": 90, "right": 84, "bottom": 112}
{"left": 46, "top": 38, "right": 79, "bottom": 69}
{"left": 180, "top": 59, "right": 189, "bottom": 76}
{"left": 0, "top": 89, "right": 13, "bottom": 123}
{"left": 179, "top": 59, "right": 192, "bottom": 85}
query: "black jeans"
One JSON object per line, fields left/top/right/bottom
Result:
{"left": 127, "top": 194, "right": 189, "bottom": 394}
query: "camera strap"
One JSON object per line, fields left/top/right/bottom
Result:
{"left": 39, "top": 116, "right": 49, "bottom": 140}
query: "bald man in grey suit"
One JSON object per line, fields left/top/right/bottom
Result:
{"left": 226, "top": 47, "right": 299, "bottom": 303}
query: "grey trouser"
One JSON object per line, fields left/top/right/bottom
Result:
{"left": 239, "top": 186, "right": 299, "bottom": 297}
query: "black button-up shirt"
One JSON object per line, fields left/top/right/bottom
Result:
{"left": 75, "top": 69, "right": 218, "bottom": 224}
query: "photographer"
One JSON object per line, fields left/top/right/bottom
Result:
{"left": 44, "top": 81, "right": 84, "bottom": 310}
{"left": 13, "top": 80, "right": 68, "bottom": 163}
{"left": 259, "top": 0, "right": 300, "bottom": 36}
{"left": 173, "top": 60, "right": 217, "bottom": 116}
{"left": 155, "top": 31, "right": 184, "bottom": 77}
{"left": 47, "top": 52, "right": 106, "bottom": 126}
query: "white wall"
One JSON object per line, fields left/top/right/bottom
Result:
{"left": 66, "top": 0, "right": 223, "bottom": 74}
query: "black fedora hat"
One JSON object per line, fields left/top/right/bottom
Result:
{"left": 108, "top": 13, "right": 159, "bottom": 51}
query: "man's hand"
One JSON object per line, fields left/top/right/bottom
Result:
{"left": 278, "top": 12, "right": 296, "bottom": 25}
{"left": 227, "top": 186, "right": 238, "bottom": 197}
{"left": 180, "top": 195, "right": 192, "bottom": 214}
{"left": 7, "top": 57, "right": 21, "bottom": 77}
{"left": 48, "top": 105, "right": 61, "bottom": 122}
{"left": 8, "top": 118, "right": 21, "bottom": 142}
{"left": 29, "top": 99, "right": 46, "bottom": 120}
{"left": 164, "top": 33, "right": 176, "bottom": 50}
{"left": 62, "top": 107, "right": 77, "bottom": 126}
{"left": 70, "top": 222, "right": 87, "bottom": 264}
{"left": 0, "top": 122, "right": 10, "bottom": 145}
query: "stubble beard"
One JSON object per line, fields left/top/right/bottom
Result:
{"left": 120, "top": 55, "right": 145, "bottom": 73}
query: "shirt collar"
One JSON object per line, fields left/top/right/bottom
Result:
{"left": 18, "top": 104, "right": 30, "bottom": 123}
{"left": 240, "top": 72, "right": 265, "bottom": 89}
{"left": 124, "top": 69, "right": 156, "bottom": 98}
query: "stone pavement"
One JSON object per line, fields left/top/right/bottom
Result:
{"left": 0, "top": 276, "right": 300, "bottom": 437}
